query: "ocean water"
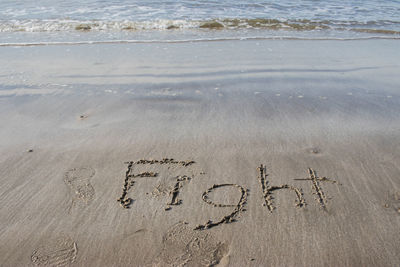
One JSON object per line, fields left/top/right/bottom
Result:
{"left": 0, "top": 0, "right": 399, "bottom": 45}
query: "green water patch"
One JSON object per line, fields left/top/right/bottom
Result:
{"left": 219, "top": 18, "right": 331, "bottom": 30}
{"left": 167, "top": 25, "right": 180, "bottom": 30}
{"left": 350, "top": 28, "right": 400, "bottom": 35}
{"left": 199, "top": 21, "right": 224, "bottom": 29}
{"left": 122, "top": 26, "right": 135, "bottom": 30}
{"left": 75, "top": 24, "right": 92, "bottom": 31}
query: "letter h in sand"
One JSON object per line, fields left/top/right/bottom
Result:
{"left": 258, "top": 164, "right": 305, "bottom": 212}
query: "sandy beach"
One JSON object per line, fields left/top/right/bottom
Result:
{"left": 0, "top": 39, "right": 400, "bottom": 266}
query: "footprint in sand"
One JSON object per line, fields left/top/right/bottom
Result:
{"left": 155, "top": 222, "right": 229, "bottom": 266}
{"left": 64, "top": 167, "right": 95, "bottom": 210}
{"left": 31, "top": 236, "right": 77, "bottom": 266}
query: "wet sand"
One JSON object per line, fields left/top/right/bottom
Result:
{"left": 0, "top": 39, "right": 400, "bottom": 266}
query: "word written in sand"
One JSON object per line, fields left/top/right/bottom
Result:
{"left": 117, "top": 159, "right": 341, "bottom": 230}
{"left": 117, "top": 158, "right": 195, "bottom": 209}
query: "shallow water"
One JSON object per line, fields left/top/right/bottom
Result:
{"left": 1, "top": 0, "right": 399, "bottom": 23}
{"left": 0, "top": 0, "right": 399, "bottom": 45}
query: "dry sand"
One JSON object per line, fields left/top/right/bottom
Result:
{"left": 0, "top": 39, "right": 400, "bottom": 266}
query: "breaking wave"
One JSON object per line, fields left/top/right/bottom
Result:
{"left": 0, "top": 18, "right": 399, "bottom": 35}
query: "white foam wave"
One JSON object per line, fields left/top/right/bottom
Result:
{"left": 0, "top": 19, "right": 202, "bottom": 32}
{"left": 1, "top": 18, "right": 399, "bottom": 33}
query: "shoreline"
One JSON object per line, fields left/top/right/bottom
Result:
{"left": 1, "top": 34, "right": 400, "bottom": 48}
